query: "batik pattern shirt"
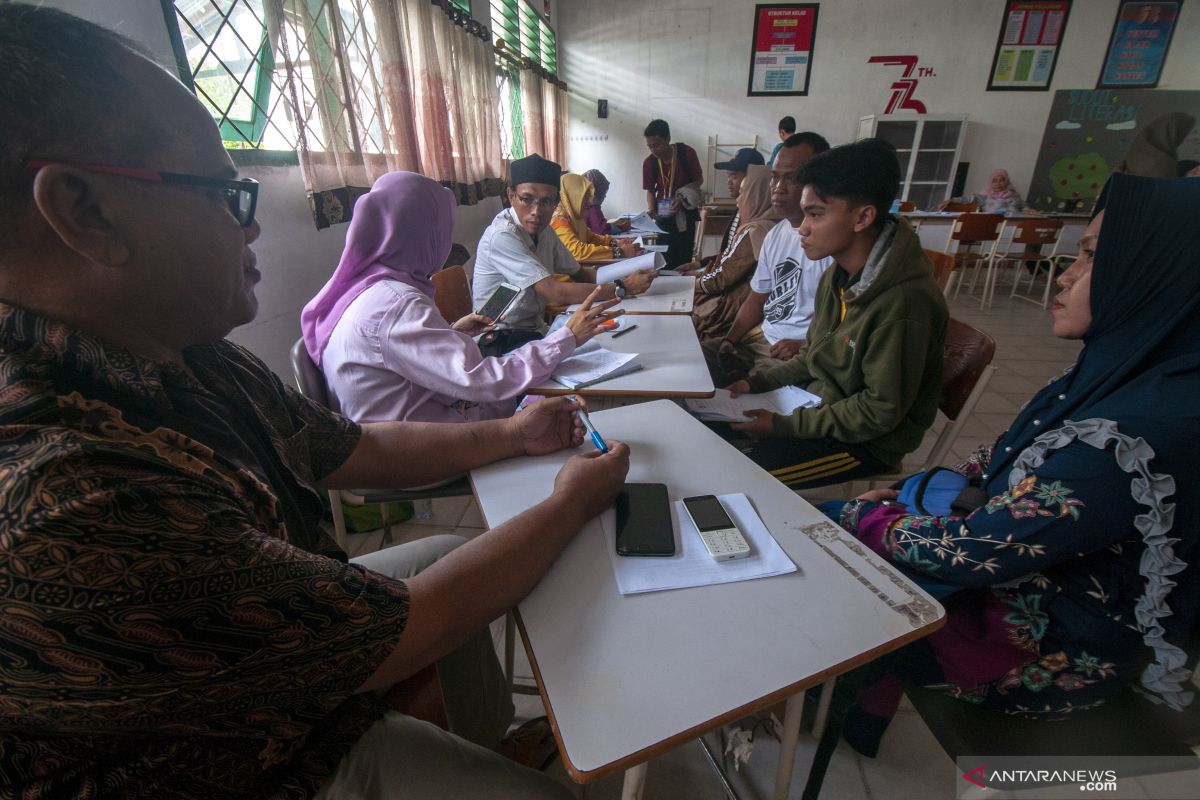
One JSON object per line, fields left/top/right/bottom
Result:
{"left": 841, "top": 435, "right": 1151, "bottom": 716}
{"left": 0, "top": 303, "right": 408, "bottom": 798}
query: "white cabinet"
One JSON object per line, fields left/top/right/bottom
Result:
{"left": 857, "top": 115, "right": 967, "bottom": 211}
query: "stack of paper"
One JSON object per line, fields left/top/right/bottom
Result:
{"left": 602, "top": 493, "right": 796, "bottom": 595}
{"left": 685, "top": 386, "right": 822, "bottom": 422}
{"left": 551, "top": 342, "right": 641, "bottom": 389}
{"left": 595, "top": 251, "right": 667, "bottom": 284}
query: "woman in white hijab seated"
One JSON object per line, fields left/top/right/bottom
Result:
{"left": 301, "top": 171, "right": 618, "bottom": 424}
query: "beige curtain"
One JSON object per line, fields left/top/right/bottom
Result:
{"left": 517, "top": 62, "right": 567, "bottom": 164}
{"left": 264, "top": 0, "right": 505, "bottom": 227}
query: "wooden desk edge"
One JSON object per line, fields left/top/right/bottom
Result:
{"left": 533, "top": 607, "right": 946, "bottom": 784}
{"left": 533, "top": 387, "right": 715, "bottom": 398}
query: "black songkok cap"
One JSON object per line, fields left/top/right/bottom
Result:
{"left": 510, "top": 153, "right": 562, "bottom": 188}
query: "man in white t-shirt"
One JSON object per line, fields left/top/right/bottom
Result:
{"left": 702, "top": 132, "right": 832, "bottom": 386}
{"left": 472, "top": 154, "right": 655, "bottom": 356}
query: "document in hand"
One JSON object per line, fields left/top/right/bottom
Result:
{"left": 634, "top": 235, "right": 669, "bottom": 253}
{"left": 622, "top": 212, "right": 668, "bottom": 235}
{"left": 685, "top": 386, "right": 822, "bottom": 422}
{"left": 601, "top": 492, "right": 796, "bottom": 595}
{"left": 550, "top": 341, "right": 641, "bottom": 389}
{"left": 595, "top": 251, "right": 667, "bottom": 284}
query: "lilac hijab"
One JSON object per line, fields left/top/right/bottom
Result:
{"left": 301, "top": 171, "right": 456, "bottom": 364}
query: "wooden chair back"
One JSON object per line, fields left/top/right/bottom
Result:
{"left": 949, "top": 213, "right": 1005, "bottom": 244}
{"left": 896, "top": 200, "right": 917, "bottom": 212}
{"left": 432, "top": 265, "right": 473, "bottom": 322}
{"left": 924, "top": 249, "right": 956, "bottom": 291}
{"left": 1008, "top": 218, "right": 1063, "bottom": 247}
{"left": 941, "top": 319, "right": 996, "bottom": 421}
{"left": 941, "top": 200, "right": 978, "bottom": 213}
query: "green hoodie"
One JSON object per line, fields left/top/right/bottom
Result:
{"left": 747, "top": 219, "right": 948, "bottom": 468}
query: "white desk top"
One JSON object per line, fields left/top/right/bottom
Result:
{"left": 533, "top": 314, "right": 714, "bottom": 398}
{"left": 568, "top": 275, "right": 695, "bottom": 315}
{"left": 469, "top": 401, "right": 944, "bottom": 781}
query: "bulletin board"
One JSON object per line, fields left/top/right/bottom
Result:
{"left": 1026, "top": 89, "right": 1200, "bottom": 211}
{"left": 987, "top": 0, "right": 1072, "bottom": 91}
{"left": 746, "top": 4, "right": 819, "bottom": 97}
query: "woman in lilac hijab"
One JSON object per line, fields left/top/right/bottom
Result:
{"left": 301, "top": 172, "right": 617, "bottom": 424}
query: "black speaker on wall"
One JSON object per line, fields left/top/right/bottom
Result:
{"left": 952, "top": 162, "right": 970, "bottom": 198}
{"left": 597, "top": 99, "right": 608, "bottom": 119}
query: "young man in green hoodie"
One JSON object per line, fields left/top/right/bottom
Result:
{"left": 726, "top": 139, "right": 948, "bottom": 489}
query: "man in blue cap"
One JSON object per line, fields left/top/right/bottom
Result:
{"left": 711, "top": 146, "right": 766, "bottom": 258}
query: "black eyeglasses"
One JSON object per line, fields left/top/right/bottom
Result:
{"left": 26, "top": 160, "right": 259, "bottom": 228}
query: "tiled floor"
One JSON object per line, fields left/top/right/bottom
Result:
{"left": 342, "top": 286, "right": 1140, "bottom": 798}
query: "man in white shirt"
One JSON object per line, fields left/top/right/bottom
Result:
{"left": 472, "top": 154, "right": 655, "bottom": 356}
{"left": 702, "top": 132, "right": 832, "bottom": 386}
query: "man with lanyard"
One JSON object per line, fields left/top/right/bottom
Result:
{"left": 472, "top": 154, "right": 655, "bottom": 356}
{"left": 726, "top": 139, "right": 948, "bottom": 490}
{"left": 642, "top": 118, "right": 704, "bottom": 267}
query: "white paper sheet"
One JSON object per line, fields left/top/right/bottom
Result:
{"left": 595, "top": 251, "right": 667, "bottom": 284}
{"left": 620, "top": 212, "right": 667, "bottom": 234}
{"left": 685, "top": 386, "right": 822, "bottom": 422}
{"left": 602, "top": 493, "right": 797, "bottom": 595}
{"left": 550, "top": 342, "right": 641, "bottom": 389}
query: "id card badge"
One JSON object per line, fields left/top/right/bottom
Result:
{"left": 656, "top": 198, "right": 673, "bottom": 218}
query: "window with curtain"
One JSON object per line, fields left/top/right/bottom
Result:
{"left": 490, "top": 0, "right": 565, "bottom": 164}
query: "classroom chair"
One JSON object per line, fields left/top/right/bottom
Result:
{"left": 800, "top": 670, "right": 1200, "bottom": 800}
{"left": 986, "top": 218, "right": 1065, "bottom": 309}
{"left": 896, "top": 200, "right": 917, "bottom": 212}
{"left": 924, "top": 248, "right": 956, "bottom": 292}
{"left": 289, "top": 338, "right": 533, "bottom": 698}
{"left": 432, "top": 264, "right": 473, "bottom": 321}
{"left": 1002, "top": 222, "right": 1070, "bottom": 309}
{"left": 939, "top": 200, "right": 979, "bottom": 213}
{"left": 289, "top": 338, "right": 474, "bottom": 553}
{"left": 940, "top": 212, "right": 1005, "bottom": 304}
{"left": 800, "top": 319, "right": 996, "bottom": 740}
{"left": 904, "top": 682, "right": 1200, "bottom": 792}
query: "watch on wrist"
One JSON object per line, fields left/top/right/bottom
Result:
{"left": 610, "top": 241, "right": 622, "bottom": 258}
{"left": 613, "top": 278, "right": 627, "bottom": 299}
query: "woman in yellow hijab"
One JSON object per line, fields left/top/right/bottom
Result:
{"left": 551, "top": 173, "right": 640, "bottom": 261}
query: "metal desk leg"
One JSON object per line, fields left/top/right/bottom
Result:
{"left": 620, "top": 762, "right": 649, "bottom": 800}
{"left": 772, "top": 692, "right": 805, "bottom": 800}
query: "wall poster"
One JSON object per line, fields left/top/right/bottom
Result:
{"left": 746, "top": 4, "right": 819, "bottom": 97}
{"left": 987, "top": 1, "right": 1072, "bottom": 91}
{"left": 1098, "top": 1, "right": 1183, "bottom": 88}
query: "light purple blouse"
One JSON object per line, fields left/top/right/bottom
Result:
{"left": 321, "top": 280, "right": 576, "bottom": 424}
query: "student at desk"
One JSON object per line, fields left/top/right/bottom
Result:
{"left": 940, "top": 168, "right": 1025, "bottom": 215}
{"left": 302, "top": 171, "right": 618, "bottom": 424}
{"left": 550, "top": 173, "right": 640, "bottom": 262}
{"left": 832, "top": 175, "right": 1200, "bottom": 757}
{"left": 472, "top": 154, "right": 655, "bottom": 356}
{"left": 690, "top": 164, "right": 779, "bottom": 340}
{"left": 582, "top": 169, "right": 632, "bottom": 235}
{"left": 726, "top": 139, "right": 947, "bottom": 490}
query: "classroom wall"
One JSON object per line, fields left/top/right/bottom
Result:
{"left": 46, "top": 0, "right": 504, "bottom": 380}
{"left": 557, "top": 0, "right": 1200, "bottom": 215}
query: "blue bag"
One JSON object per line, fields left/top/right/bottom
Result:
{"left": 895, "top": 467, "right": 972, "bottom": 516}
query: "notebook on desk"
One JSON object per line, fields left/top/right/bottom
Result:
{"left": 550, "top": 343, "right": 641, "bottom": 389}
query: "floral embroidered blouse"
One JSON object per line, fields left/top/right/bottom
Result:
{"left": 839, "top": 436, "right": 1154, "bottom": 716}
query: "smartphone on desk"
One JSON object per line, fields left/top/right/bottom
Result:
{"left": 615, "top": 483, "right": 675, "bottom": 557}
{"left": 682, "top": 494, "right": 750, "bottom": 561}
{"left": 477, "top": 282, "right": 521, "bottom": 324}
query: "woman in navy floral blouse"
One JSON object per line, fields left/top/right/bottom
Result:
{"left": 836, "top": 173, "right": 1200, "bottom": 754}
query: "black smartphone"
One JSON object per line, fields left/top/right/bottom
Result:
{"left": 615, "top": 483, "right": 675, "bottom": 557}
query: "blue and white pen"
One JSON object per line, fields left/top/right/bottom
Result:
{"left": 572, "top": 398, "right": 609, "bottom": 454}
